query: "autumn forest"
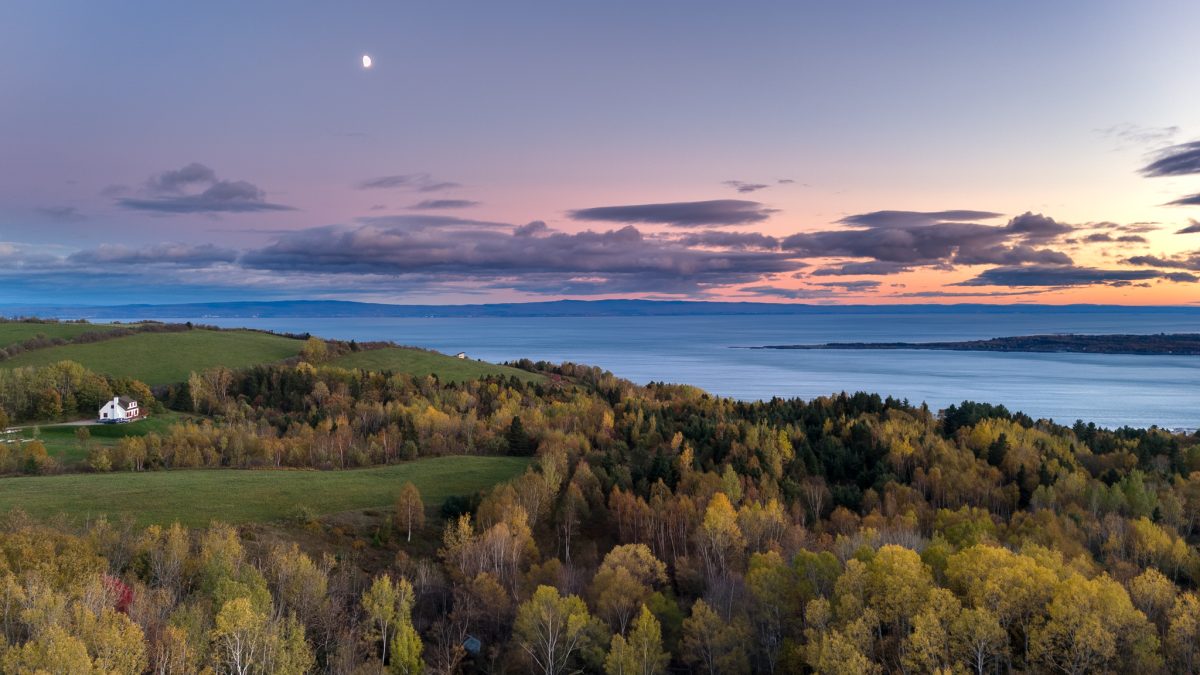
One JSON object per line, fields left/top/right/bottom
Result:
{"left": 0, "top": 338, "right": 1199, "bottom": 674}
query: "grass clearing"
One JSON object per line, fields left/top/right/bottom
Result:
{"left": 0, "top": 455, "right": 529, "bottom": 527}
{"left": 22, "top": 412, "right": 194, "bottom": 463}
{"left": 0, "top": 321, "right": 123, "bottom": 349}
{"left": 0, "top": 329, "right": 303, "bottom": 385}
{"left": 330, "top": 347, "right": 542, "bottom": 383}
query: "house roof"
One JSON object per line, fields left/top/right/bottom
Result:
{"left": 117, "top": 396, "right": 137, "bottom": 406}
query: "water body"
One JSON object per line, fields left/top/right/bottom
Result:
{"left": 165, "top": 312, "right": 1199, "bottom": 430}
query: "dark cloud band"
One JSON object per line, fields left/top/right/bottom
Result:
{"left": 118, "top": 163, "right": 293, "bottom": 214}
{"left": 357, "top": 173, "right": 461, "bottom": 192}
{"left": 569, "top": 199, "right": 776, "bottom": 227}
{"left": 723, "top": 180, "right": 770, "bottom": 194}
{"left": 240, "top": 221, "right": 804, "bottom": 295}
{"left": 408, "top": 199, "right": 480, "bottom": 210}
{"left": 1141, "top": 141, "right": 1200, "bottom": 177}
{"left": 69, "top": 243, "right": 239, "bottom": 266}
{"left": 958, "top": 265, "right": 1192, "bottom": 287}
{"left": 785, "top": 211, "right": 1075, "bottom": 270}
{"left": 1167, "top": 193, "right": 1200, "bottom": 207}
{"left": 838, "top": 210, "right": 1003, "bottom": 228}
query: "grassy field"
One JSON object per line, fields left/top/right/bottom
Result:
{"left": 23, "top": 412, "right": 193, "bottom": 463}
{"left": 0, "top": 455, "right": 529, "bottom": 527}
{"left": 330, "top": 347, "right": 542, "bottom": 383}
{"left": 0, "top": 329, "right": 304, "bottom": 385}
{"left": 0, "top": 321, "right": 122, "bottom": 349}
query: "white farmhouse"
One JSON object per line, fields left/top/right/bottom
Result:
{"left": 98, "top": 396, "right": 139, "bottom": 423}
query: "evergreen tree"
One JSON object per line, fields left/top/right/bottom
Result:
{"left": 506, "top": 416, "right": 535, "bottom": 456}
{"left": 987, "top": 433, "right": 1008, "bottom": 467}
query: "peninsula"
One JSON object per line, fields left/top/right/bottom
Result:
{"left": 751, "top": 333, "right": 1200, "bottom": 356}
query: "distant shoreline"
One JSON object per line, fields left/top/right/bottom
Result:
{"left": 4, "top": 299, "right": 1200, "bottom": 320}
{"left": 749, "top": 333, "right": 1200, "bottom": 356}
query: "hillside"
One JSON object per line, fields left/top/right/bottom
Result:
{"left": 0, "top": 329, "right": 303, "bottom": 385}
{"left": 330, "top": 346, "right": 543, "bottom": 383}
{"left": 0, "top": 455, "right": 529, "bottom": 527}
{"left": 26, "top": 412, "right": 193, "bottom": 463}
{"left": 0, "top": 320, "right": 122, "bottom": 348}
{"left": 0, "top": 321, "right": 540, "bottom": 388}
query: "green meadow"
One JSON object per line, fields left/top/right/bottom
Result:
{"left": 0, "top": 329, "right": 304, "bottom": 385}
{"left": 19, "top": 412, "right": 193, "bottom": 463}
{"left": 0, "top": 455, "right": 529, "bottom": 527}
{"left": 1, "top": 326, "right": 538, "bottom": 387}
{"left": 0, "top": 321, "right": 123, "bottom": 349}
{"left": 330, "top": 346, "right": 542, "bottom": 383}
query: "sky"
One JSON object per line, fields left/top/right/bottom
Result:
{"left": 2, "top": 0, "right": 1200, "bottom": 306}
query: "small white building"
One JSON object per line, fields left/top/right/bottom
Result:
{"left": 98, "top": 396, "right": 139, "bottom": 423}
{"left": 455, "top": 352, "right": 468, "bottom": 359}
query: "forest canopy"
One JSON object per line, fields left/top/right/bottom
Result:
{"left": 0, "top": 347, "right": 1198, "bottom": 673}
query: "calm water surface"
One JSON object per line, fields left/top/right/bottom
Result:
{"left": 171, "top": 313, "right": 1199, "bottom": 429}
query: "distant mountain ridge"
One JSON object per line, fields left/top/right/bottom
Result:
{"left": 2, "top": 299, "right": 1199, "bottom": 319}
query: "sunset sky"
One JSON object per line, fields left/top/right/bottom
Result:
{"left": 2, "top": 0, "right": 1199, "bottom": 305}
